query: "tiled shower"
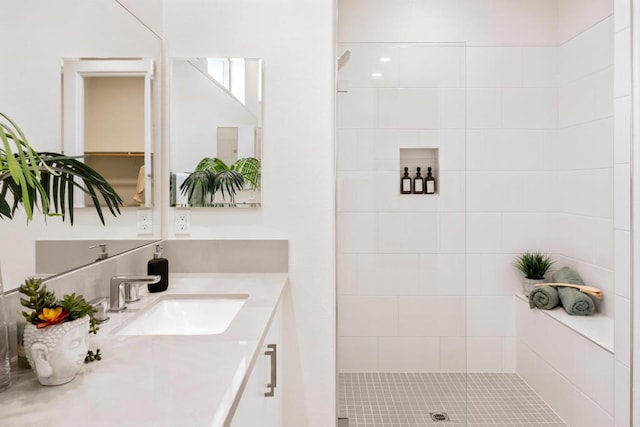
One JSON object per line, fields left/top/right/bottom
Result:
{"left": 336, "top": 0, "right": 630, "bottom": 426}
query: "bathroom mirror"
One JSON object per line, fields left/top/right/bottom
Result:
{"left": 34, "top": 239, "right": 157, "bottom": 277}
{"left": 0, "top": 0, "right": 162, "bottom": 291}
{"left": 63, "top": 58, "right": 155, "bottom": 208}
{"left": 169, "top": 58, "right": 263, "bottom": 208}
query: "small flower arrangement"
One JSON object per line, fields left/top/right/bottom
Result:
{"left": 19, "top": 278, "right": 99, "bottom": 335}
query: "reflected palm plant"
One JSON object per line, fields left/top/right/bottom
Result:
{"left": 179, "top": 157, "right": 260, "bottom": 207}
{"left": 0, "top": 113, "right": 123, "bottom": 223}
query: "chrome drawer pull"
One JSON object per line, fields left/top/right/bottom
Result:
{"left": 265, "top": 344, "right": 276, "bottom": 397}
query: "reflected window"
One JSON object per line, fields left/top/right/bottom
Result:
{"left": 207, "top": 58, "right": 247, "bottom": 105}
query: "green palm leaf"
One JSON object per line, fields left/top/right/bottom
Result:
{"left": 231, "top": 157, "right": 260, "bottom": 190}
{"left": 188, "top": 156, "right": 259, "bottom": 205}
{"left": 213, "top": 170, "right": 244, "bottom": 203}
{"left": 0, "top": 114, "right": 123, "bottom": 224}
{"left": 0, "top": 113, "right": 48, "bottom": 219}
{"left": 38, "top": 153, "right": 123, "bottom": 224}
{"left": 179, "top": 170, "right": 216, "bottom": 207}
{"left": 195, "top": 157, "right": 230, "bottom": 173}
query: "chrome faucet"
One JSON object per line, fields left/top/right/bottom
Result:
{"left": 109, "top": 275, "right": 160, "bottom": 312}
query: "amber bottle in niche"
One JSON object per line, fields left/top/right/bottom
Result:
{"left": 401, "top": 167, "right": 412, "bottom": 194}
{"left": 413, "top": 167, "right": 424, "bottom": 194}
{"left": 425, "top": 166, "right": 436, "bottom": 194}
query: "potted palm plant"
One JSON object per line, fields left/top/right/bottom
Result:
{"left": 180, "top": 157, "right": 260, "bottom": 206}
{"left": 0, "top": 112, "right": 123, "bottom": 390}
{"left": 514, "top": 251, "right": 555, "bottom": 295}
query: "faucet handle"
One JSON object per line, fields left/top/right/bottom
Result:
{"left": 88, "top": 297, "right": 110, "bottom": 322}
{"left": 109, "top": 275, "right": 161, "bottom": 313}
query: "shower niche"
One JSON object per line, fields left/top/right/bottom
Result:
{"left": 399, "top": 148, "right": 439, "bottom": 195}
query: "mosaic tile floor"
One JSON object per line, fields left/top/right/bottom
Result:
{"left": 338, "top": 372, "right": 567, "bottom": 427}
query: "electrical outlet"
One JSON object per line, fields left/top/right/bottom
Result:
{"left": 137, "top": 210, "right": 153, "bottom": 234}
{"left": 175, "top": 210, "right": 190, "bottom": 234}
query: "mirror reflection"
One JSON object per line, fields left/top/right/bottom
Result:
{"left": 0, "top": 0, "right": 162, "bottom": 291}
{"left": 35, "top": 240, "right": 156, "bottom": 278}
{"left": 62, "top": 58, "right": 155, "bottom": 208}
{"left": 84, "top": 77, "right": 146, "bottom": 206}
{"left": 169, "top": 58, "right": 262, "bottom": 208}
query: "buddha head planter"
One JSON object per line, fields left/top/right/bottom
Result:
{"left": 24, "top": 316, "right": 89, "bottom": 385}
{"left": 23, "top": 316, "right": 89, "bottom": 386}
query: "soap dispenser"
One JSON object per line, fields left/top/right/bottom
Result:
{"left": 89, "top": 243, "right": 108, "bottom": 262}
{"left": 147, "top": 244, "right": 169, "bottom": 293}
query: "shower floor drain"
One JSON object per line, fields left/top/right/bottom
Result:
{"left": 430, "top": 412, "right": 450, "bottom": 422}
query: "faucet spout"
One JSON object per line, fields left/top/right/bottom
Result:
{"left": 109, "top": 275, "right": 161, "bottom": 312}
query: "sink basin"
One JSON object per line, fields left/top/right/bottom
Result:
{"left": 114, "top": 294, "right": 248, "bottom": 336}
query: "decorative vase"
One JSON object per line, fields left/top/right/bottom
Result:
{"left": 23, "top": 316, "right": 89, "bottom": 386}
{"left": 522, "top": 278, "right": 545, "bottom": 296}
{"left": 0, "top": 264, "right": 11, "bottom": 391}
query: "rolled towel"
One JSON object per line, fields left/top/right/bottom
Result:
{"left": 552, "top": 266, "right": 584, "bottom": 285}
{"left": 529, "top": 285, "right": 560, "bottom": 310}
{"left": 557, "top": 286, "right": 595, "bottom": 316}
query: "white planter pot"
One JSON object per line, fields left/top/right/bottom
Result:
{"left": 522, "top": 278, "right": 546, "bottom": 296}
{"left": 23, "top": 316, "right": 89, "bottom": 386}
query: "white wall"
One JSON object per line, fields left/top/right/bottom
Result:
{"left": 162, "top": 1, "right": 336, "bottom": 426}
{"left": 0, "top": 0, "right": 163, "bottom": 291}
{"left": 339, "top": 0, "right": 558, "bottom": 46}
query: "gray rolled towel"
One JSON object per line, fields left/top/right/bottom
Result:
{"left": 551, "top": 266, "right": 595, "bottom": 315}
{"left": 552, "top": 266, "right": 584, "bottom": 285}
{"left": 529, "top": 285, "right": 559, "bottom": 310}
{"left": 557, "top": 286, "right": 595, "bottom": 315}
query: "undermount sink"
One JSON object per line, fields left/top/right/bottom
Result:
{"left": 114, "top": 294, "right": 248, "bottom": 336}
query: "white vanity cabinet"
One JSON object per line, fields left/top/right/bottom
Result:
{"left": 230, "top": 300, "right": 283, "bottom": 427}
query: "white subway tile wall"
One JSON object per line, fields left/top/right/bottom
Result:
{"left": 516, "top": 301, "right": 615, "bottom": 426}
{"left": 337, "top": 0, "right": 628, "bottom": 425}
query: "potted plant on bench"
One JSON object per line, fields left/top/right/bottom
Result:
{"left": 514, "top": 251, "right": 555, "bottom": 296}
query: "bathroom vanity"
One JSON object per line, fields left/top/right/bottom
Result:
{"left": 0, "top": 274, "right": 287, "bottom": 427}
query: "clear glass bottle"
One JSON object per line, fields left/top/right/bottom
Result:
{"left": 413, "top": 167, "right": 424, "bottom": 194}
{"left": 0, "top": 264, "right": 12, "bottom": 391}
{"left": 400, "top": 167, "right": 412, "bottom": 194}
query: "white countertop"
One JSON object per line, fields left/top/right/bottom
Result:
{"left": 0, "top": 273, "right": 288, "bottom": 427}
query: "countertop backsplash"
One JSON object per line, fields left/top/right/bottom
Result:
{"left": 3, "top": 239, "right": 288, "bottom": 357}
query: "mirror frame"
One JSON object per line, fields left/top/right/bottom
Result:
{"left": 62, "top": 58, "right": 155, "bottom": 207}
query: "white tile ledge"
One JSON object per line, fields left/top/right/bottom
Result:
{"left": 516, "top": 294, "right": 613, "bottom": 353}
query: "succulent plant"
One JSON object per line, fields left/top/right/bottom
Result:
{"left": 19, "top": 278, "right": 99, "bottom": 334}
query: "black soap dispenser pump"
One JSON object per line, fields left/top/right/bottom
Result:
{"left": 147, "top": 244, "right": 169, "bottom": 293}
